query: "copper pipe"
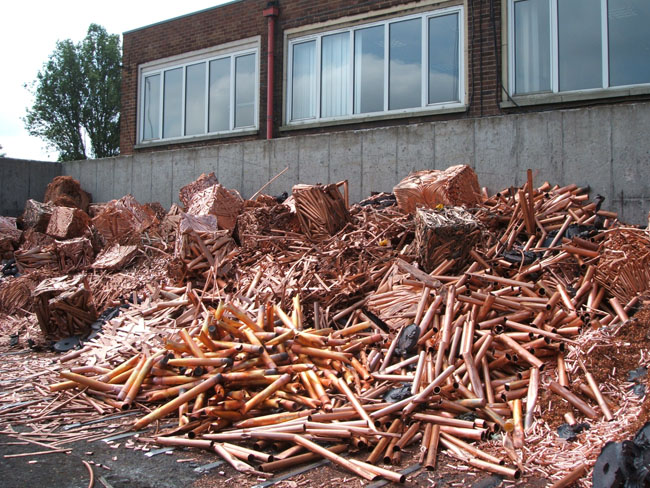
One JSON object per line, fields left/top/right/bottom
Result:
{"left": 394, "top": 421, "right": 421, "bottom": 452}
{"left": 59, "top": 372, "right": 121, "bottom": 394}
{"left": 424, "top": 424, "right": 441, "bottom": 471}
{"left": 549, "top": 462, "right": 588, "bottom": 488}
{"left": 548, "top": 381, "right": 597, "bottom": 419}
{"left": 579, "top": 360, "right": 614, "bottom": 421}
{"left": 557, "top": 355, "right": 569, "bottom": 386}
{"left": 609, "top": 297, "right": 629, "bottom": 323}
{"left": 367, "top": 418, "right": 401, "bottom": 464}
{"left": 468, "top": 457, "right": 521, "bottom": 479}
{"left": 241, "top": 373, "right": 291, "bottom": 414}
{"left": 525, "top": 367, "right": 540, "bottom": 430}
{"left": 134, "top": 374, "right": 222, "bottom": 430}
{"left": 260, "top": 444, "right": 346, "bottom": 472}
{"left": 441, "top": 431, "right": 503, "bottom": 465}
{"left": 497, "top": 334, "right": 544, "bottom": 370}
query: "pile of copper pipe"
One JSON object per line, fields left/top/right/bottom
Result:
{"left": 51, "top": 177, "right": 639, "bottom": 484}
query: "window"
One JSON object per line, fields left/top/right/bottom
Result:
{"left": 286, "top": 6, "right": 464, "bottom": 124}
{"left": 510, "top": 0, "right": 650, "bottom": 95}
{"left": 138, "top": 43, "right": 258, "bottom": 143}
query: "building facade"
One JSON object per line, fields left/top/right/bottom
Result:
{"left": 120, "top": 0, "right": 650, "bottom": 155}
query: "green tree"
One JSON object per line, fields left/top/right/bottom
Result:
{"left": 24, "top": 24, "right": 121, "bottom": 162}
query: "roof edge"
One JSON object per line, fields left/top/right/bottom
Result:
{"left": 123, "top": 0, "right": 245, "bottom": 35}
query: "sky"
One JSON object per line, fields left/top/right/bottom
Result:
{"left": 1, "top": 0, "right": 232, "bottom": 161}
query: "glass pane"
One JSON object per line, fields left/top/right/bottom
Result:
{"left": 291, "top": 41, "right": 317, "bottom": 120}
{"left": 321, "top": 32, "right": 350, "bottom": 118}
{"left": 235, "top": 54, "right": 256, "bottom": 128}
{"left": 143, "top": 74, "right": 160, "bottom": 140}
{"left": 389, "top": 18, "right": 422, "bottom": 110}
{"left": 609, "top": 0, "right": 650, "bottom": 86}
{"left": 209, "top": 58, "right": 230, "bottom": 132}
{"left": 163, "top": 68, "right": 182, "bottom": 138}
{"left": 514, "top": 0, "right": 551, "bottom": 94}
{"left": 558, "top": 0, "right": 602, "bottom": 91}
{"left": 185, "top": 63, "right": 206, "bottom": 136}
{"left": 354, "top": 26, "right": 384, "bottom": 114}
{"left": 428, "top": 13, "right": 460, "bottom": 104}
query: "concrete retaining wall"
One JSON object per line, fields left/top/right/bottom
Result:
{"left": 0, "top": 158, "right": 62, "bottom": 217}
{"left": 62, "top": 101, "right": 650, "bottom": 224}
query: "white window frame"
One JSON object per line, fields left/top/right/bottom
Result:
{"left": 508, "top": 0, "right": 650, "bottom": 96}
{"left": 285, "top": 5, "right": 465, "bottom": 126}
{"left": 137, "top": 37, "right": 260, "bottom": 145}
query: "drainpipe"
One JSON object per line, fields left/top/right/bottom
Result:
{"left": 263, "top": 1, "right": 279, "bottom": 140}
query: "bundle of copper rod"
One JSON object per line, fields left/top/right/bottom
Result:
{"left": 50, "top": 174, "right": 646, "bottom": 484}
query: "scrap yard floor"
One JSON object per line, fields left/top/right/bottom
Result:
{"left": 0, "top": 351, "right": 551, "bottom": 488}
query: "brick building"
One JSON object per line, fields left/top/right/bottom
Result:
{"left": 120, "top": 0, "right": 650, "bottom": 155}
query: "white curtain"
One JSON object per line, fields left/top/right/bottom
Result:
{"left": 291, "top": 41, "right": 317, "bottom": 120}
{"left": 321, "top": 32, "right": 350, "bottom": 118}
{"left": 514, "top": 0, "right": 551, "bottom": 94}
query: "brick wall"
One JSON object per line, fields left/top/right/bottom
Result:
{"left": 119, "top": 0, "right": 648, "bottom": 155}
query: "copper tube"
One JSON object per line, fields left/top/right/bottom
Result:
{"left": 463, "top": 352, "right": 484, "bottom": 400}
{"left": 241, "top": 373, "right": 291, "bottom": 414}
{"left": 411, "top": 351, "right": 427, "bottom": 395}
{"left": 133, "top": 374, "right": 222, "bottom": 430}
{"left": 438, "top": 425, "right": 486, "bottom": 441}
{"left": 580, "top": 364, "right": 614, "bottom": 421}
{"left": 59, "top": 372, "right": 121, "bottom": 394}
{"left": 98, "top": 355, "right": 141, "bottom": 382}
{"left": 424, "top": 424, "right": 441, "bottom": 471}
{"left": 496, "top": 334, "right": 545, "bottom": 370}
{"left": 260, "top": 444, "right": 346, "bottom": 472}
{"left": 468, "top": 457, "right": 521, "bottom": 479}
{"left": 441, "top": 431, "right": 503, "bottom": 465}
{"left": 557, "top": 355, "right": 569, "bottom": 386}
{"left": 525, "top": 367, "right": 540, "bottom": 430}
{"left": 213, "top": 442, "right": 264, "bottom": 476}
{"left": 609, "top": 297, "right": 629, "bottom": 323}
{"left": 116, "top": 355, "right": 145, "bottom": 401}
{"left": 394, "top": 421, "right": 421, "bottom": 452}
{"left": 49, "top": 380, "right": 78, "bottom": 392}
{"left": 327, "top": 372, "right": 377, "bottom": 432}
{"left": 448, "top": 325, "right": 464, "bottom": 367}
{"left": 412, "top": 413, "right": 475, "bottom": 429}
{"left": 549, "top": 462, "right": 587, "bottom": 488}
{"left": 123, "top": 355, "right": 155, "bottom": 408}
{"left": 179, "top": 329, "right": 206, "bottom": 359}
{"left": 305, "top": 370, "right": 332, "bottom": 411}
{"left": 367, "top": 418, "right": 402, "bottom": 464}
{"left": 482, "top": 357, "right": 495, "bottom": 404}
{"left": 402, "top": 365, "right": 456, "bottom": 416}
{"left": 234, "top": 410, "right": 312, "bottom": 429}
{"left": 419, "top": 422, "right": 433, "bottom": 464}
{"left": 291, "top": 344, "right": 350, "bottom": 363}
{"left": 548, "top": 381, "right": 597, "bottom": 419}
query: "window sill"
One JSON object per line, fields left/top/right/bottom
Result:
{"left": 280, "top": 104, "right": 468, "bottom": 132}
{"left": 134, "top": 129, "right": 259, "bottom": 149}
{"left": 500, "top": 85, "right": 650, "bottom": 108}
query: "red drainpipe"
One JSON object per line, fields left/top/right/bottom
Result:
{"left": 263, "top": 2, "right": 279, "bottom": 140}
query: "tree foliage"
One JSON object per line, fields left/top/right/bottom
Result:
{"left": 24, "top": 24, "right": 121, "bottom": 161}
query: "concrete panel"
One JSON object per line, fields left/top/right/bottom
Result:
{"left": 269, "top": 137, "right": 299, "bottom": 197}
{"left": 195, "top": 146, "right": 219, "bottom": 180}
{"left": 218, "top": 143, "right": 244, "bottom": 193}
{"left": 0, "top": 160, "right": 28, "bottom": 216}
{"left": 113, "top": 156, "right": 133, "bottom": 201}
{"left": 242, "top": 140, "right": 270, "bottom": 198}
{"left": 515, "top": 111, "right": 563, "bottom": 187}
{"left": 29, "top": 162, "right": 62, "bottom": 202}
{"left": 474, "top": 116, "right": 517, "bottom": 192}
{"left": 329, "top": 131, "right": 363, "bottom": 203}
{"left": 433, "top": 118, "right": 474, "bottom": 170}
{"left": 562, "top": 106, "right": 612, "bottom": 202}
{"left": 64, "top": 160, "right": 81, "bottom": 182}
{"left": 612, "top": 104, "right": 650, "bottom": 215}
{"left": 172, "top": 149, "right": 197, "bottom": 205}
{"left": 616, "top": 197, "right": 648, "bottom": 226}
{"left": 132, "top": 154, "right": 153, "bottom": 204}
{"left": 78, "top": 160, "right": 98, "bottom": 200}
{"left": 297, "top": 134, "right": 329, "bottom": 186}
{"left": 362, "top": 127, "right": 398, "bottom": 197}
{"left": 151, "top": 152, "right": 173, "bottom": 209}
{"left": 397, "top": 123, "right": 435, "bottom": 178}
{"left": 96, "top": 158, "right": 115, "bottom": 203}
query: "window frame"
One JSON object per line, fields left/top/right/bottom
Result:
{"left": 136, "top": 38, "right": 260, "bottom": 146}
{"left": 507, "top": 0, "right": 650, "bottom": 97}
{"left": 285, "top": 5, "right": 465, "bottom": 127}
